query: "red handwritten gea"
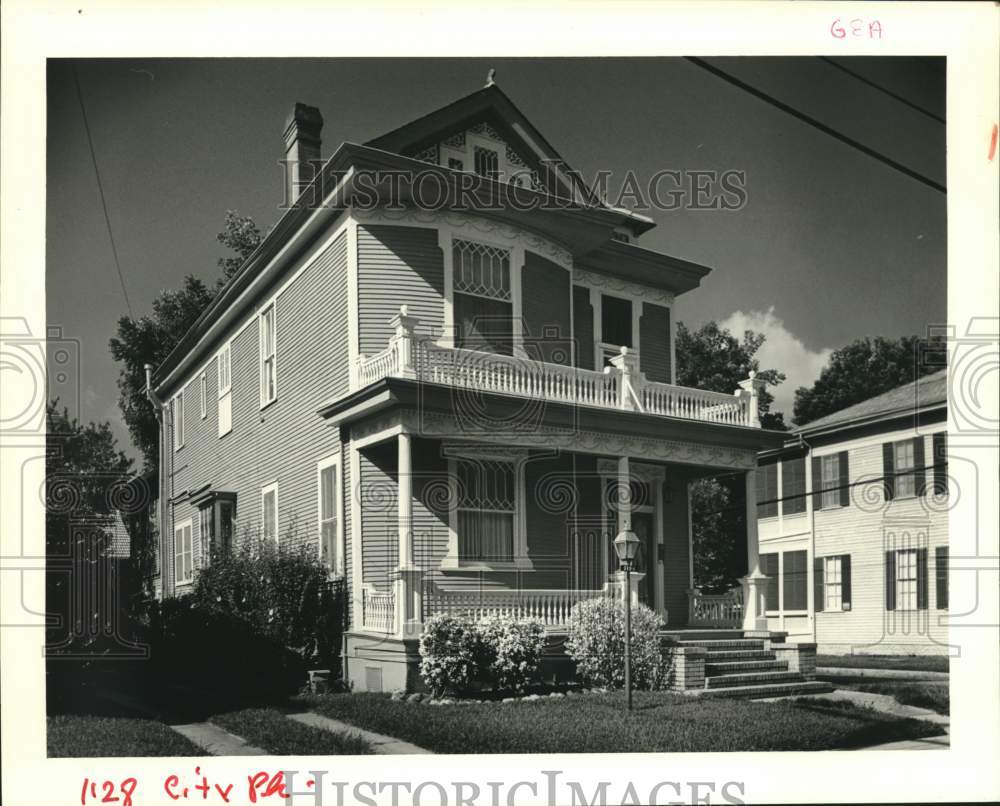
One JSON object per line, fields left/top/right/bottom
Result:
{"left": 830, "top": 18, "right": 884, "bottom": 39}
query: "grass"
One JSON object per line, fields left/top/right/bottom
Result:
{"left": 47, "top": 715, "right": 202, "bottom": 757}
{"left": 211, "top": 708, "right": 373, "bottom": 755}
{"left": 302, "top": 691, "right": 944, "bottom": 753}
{"left": 816, "top": 654, "right": 949, "bottom": 673}
{"left": 843, "top": 681, "right": 949, "bottom": 715}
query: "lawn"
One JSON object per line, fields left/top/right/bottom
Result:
{"left": 842, "top": 681, "right": 949, "bottom": 715}
{"left": 816, "top": 654, "right": 949, "bottom": 673}
{"left": 48, "top": 715, "right": 202, "bottom": 757}
{"left": 302, "top": 692, "right": 944, "bottom": 753}
{"left": 211, "top": 708, "right": 373, "bottom": 755}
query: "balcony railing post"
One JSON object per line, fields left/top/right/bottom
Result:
{"left": 388, "top": 305, "right": 420, "bottom": 379}
{"left": 609, "top": 346, "right": 644, "bottom": 411}
{"left": 736, "top": 370, "right": 765, "bottom": 427}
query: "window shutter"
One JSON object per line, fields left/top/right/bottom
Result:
{"left": 933, "top": 432, "right": 947, "bottom": 495}
{"left": 935, "top": 547, "right": 948, "bottom": 609}
{"left": 838, "top": 451, "right": 850, "bottom": 507}
{"left": 811, "top": 456, "right": 822, "bottom": 510}
{"left": 841, "top": 554, "right": 852, "bottom": 609}
{"left": 885, "top": 551, "right": 896, "bottom": 611}
{"left": 916, "top": 547, "right": 929, "bottom": 610}
{"left": 913, "top": 436, "right": 927, "bottom": 496}
{"left": 813, "top": 556, "right": 824, "bottom": 613}
{"left": 882, "top": 443, "right": 895, "bottom": 502}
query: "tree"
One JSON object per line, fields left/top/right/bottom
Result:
{"left": 109, "top": 210, "right": 260, "bottom": 473}
{"left": 689, "top": 476, "right": 745, "bottom": 593}
{"left": 792, "top": 335, "right": 946, "bottom": 426}
{"left": 675, "top": 321, "right": 788, "bottom": 430}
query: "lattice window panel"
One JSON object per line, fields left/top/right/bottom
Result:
{"left": 456, "top": 458, "right": 516, "bottom": 512}
{"left": 453, "top": 239, "right": 511, "bottom": 301}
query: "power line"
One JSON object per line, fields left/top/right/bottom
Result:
{"left": 817, "top": 57, "right": 945, "bottom": 125}
{"left": 73, "top": 66, "right": 134, "bottom": 318}
{"left": 684, "top": 57, "right": 946, "bottom": 195}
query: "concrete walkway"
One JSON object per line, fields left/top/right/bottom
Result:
{"left": 288, "top": 712, "right": 432, "bottom": 755}
{"left": 817, "top": 666, "right": 949, "bottom": 681}
{"left": 171, "top": 722, "right": 267, "bottom": 756}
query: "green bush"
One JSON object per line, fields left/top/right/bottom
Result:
{"left": 418, "top": 614, "right": 482, "bottom": 697}
{"left": 565, "top": 597, "right": 664, "bottom": 689}
{"left": 478, "top": 616, "right": 546, "bottom": 693}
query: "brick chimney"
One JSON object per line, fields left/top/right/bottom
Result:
{"left": 283, "top": 102, "right": 324, "bottom": 207}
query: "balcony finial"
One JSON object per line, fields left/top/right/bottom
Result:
{"left": 619, "top": 345, "right": 629, "bottom": 356}
{"left": 400, "top": 304, "right": 409, "bottom": 317}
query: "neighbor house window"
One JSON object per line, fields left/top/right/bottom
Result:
{"left": 885, "top": 547, "right": 928, "bottom": 612}
{"left": 820, "top": 454, "right": 841, "bottom": 509}
{"left": 760, "top": 552, "right": 779, "bottom": 612}
{"left": 756, "top": 463, "right": 778, "bottom": 519}
{"left": 782, "top": 550, "right": 808, "bottom": 611}
{"left": 455, "top": 457, "right": 516, "bottom": 562}
{"left": 200, "top": 373, "right": 207, "bottom": 419}
{"left": 261, "top": 483, "right": 278, "bottom": 543}
{"left": 816, "top": 554, "right": 851, "bottom": 613}
{"left": 894, "top": 439, "right": 917, "bottom": 498}
{"left": 196, "top": 493, "right": 236, "bottom": 564}
{"left": 884, "top": 437, "right": 924, "bottom": 500}
{"left": 317, "top": 456, "right": 341, "bottom": 573}
{"left": 452, "top": 239, "right": 513, "bottom": 355}
{"left": 172, "top": 392, "right": 185, "bottom": 450}
{"left": 259, "top": 303, "right": 276, "bottom": 406}
{"left": 895, "top": 548, "right": 918, "bottom": 611}
{"left": 217, "top": 343, "right": 232, "bottom": 437}
{"left": 782, "top": 457, "right": 807, "bottom": 515}
{"left": 174, "top": 519, "right": 193, "bottom": 585}
{"left": 935, "top": 546, "right": 948, "bottom": 609}
{"left": 600, "top": 294, "right": 633, "bottom": 365}
{"left": 473, "top": 146, "right": 499, "bottom": 179}
{"left": 824, "top": 555, "right": 843, "bottom": 610}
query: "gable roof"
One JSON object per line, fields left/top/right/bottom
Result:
{"left": 793, "top": 369, "right": 948, "bottom": 436}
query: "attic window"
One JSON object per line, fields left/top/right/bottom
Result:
{"left": 611, "top": 231, "right": 631, "bottom": 243}
{"left": 474, "top": 147, "right": 499, "bottom": 180}
{"left": 448, "top": 157, "right": 465, "bottom": 172}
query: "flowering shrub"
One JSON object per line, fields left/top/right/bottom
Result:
{"left": 565, "top": 597, "right": 665, "bottom": 689}
{"left": 478, "top": 617, "right": 546, "bottom": 693}
{"left": 418, "top": 614, "right": 482, "bottom": 697}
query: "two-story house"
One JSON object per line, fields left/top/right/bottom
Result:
{"left": 756, "top": 369, "right": 949, "bottom": 655}
{"left": 147, "top": 80, "right": 794, "bottom": 693}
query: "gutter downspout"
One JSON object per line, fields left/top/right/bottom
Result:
{"left": 145, "top": 364, "right": 168, "bottom": 600}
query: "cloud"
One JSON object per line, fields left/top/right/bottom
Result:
{"left": 718, "top": 307, "right": 832, "bottom": 417}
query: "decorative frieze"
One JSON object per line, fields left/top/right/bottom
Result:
{"left": 574, "top": 267, "right": 675, "bottom": 307}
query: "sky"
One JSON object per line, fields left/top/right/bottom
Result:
{"left": 46, "top": 57, "right": 946, "bottom": 460}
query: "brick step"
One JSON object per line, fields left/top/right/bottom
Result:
{"left": 660, "top": 630, "right": 745, "bottom": 642}
{"left": 694, "top": 680, "right": 835, "bottom": 700}
{"left": 702, "top": 649, "right": 776, "bottom": 662}
{"left": 705, "top": 659, "right": 788, "bottom": 675}
{"left": 679, "top": 639, "right": 766, "bottom": 650}
{"left": 706, "top": 670, "right": 804, "bottom": 689}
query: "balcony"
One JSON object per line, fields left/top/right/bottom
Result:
{"left": 356, "top": 306, "right": 764, "bottom": 429}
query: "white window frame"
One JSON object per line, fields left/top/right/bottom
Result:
{"left": 316, "top": 454, "right": 343, "bottom": 575}
{"left": 896, "top": 548, "right": 918, "bottom": 611}
{"left": 217, "top": 342, "right": 232, "bottom": 437}
{"left": 199, "top": 372, "right": 207, "bottom": 419}
{"left": 172, "top": 391, "right": 185, "bottom": 451}
{"left": 824, "top": 555, "right": 843, "bottom": 611}
{"left": 894, "top": 439, "right": 917, "bottom": 499}
{"left": 174, "top": 518, "right": 193, "bottom": 586}
{"left": 820, "top": 454, "right": 840, "bottom": 510}
{"left": 443, "top": 449, "right": 531, "bottom": 570}
{"left": 259, "top": 302, "right": 277, "bottom": 408}
{"left": 261, "top": 482, "right": 279, "bottom": 544}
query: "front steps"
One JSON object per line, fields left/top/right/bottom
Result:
{"left": 661, "top": 630, "right": 833, "bottom": 699}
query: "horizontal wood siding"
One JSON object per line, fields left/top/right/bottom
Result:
{"left": 523, "top": 452, "right": 575, "bottom": 589}
{"left": 522, "top": 252, "right": 571, "bottom": 365}
{"left": 572, "top": 285, "right": 595, "bottom": 371}
{"left": 412, "top": 438, "right": 450, "bottom": 569}
{"left": 573, "top": 454, "right": 605, "bottom": 589}
{"left": 640, "top": 302, "right": 671, "bottom": 383}
{"left": 662, "top": 469, "right": 691, "bottom": 623}
{"left": 166, "top": 231, "right": 350, "bottom": 595}
{"left": 357, "top": 225, "right": 444, "bottom": 354}
{"left": 359, "top": 442, "right": 398, "bottom": 591}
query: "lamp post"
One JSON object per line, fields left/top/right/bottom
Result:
{"left": 613, "top": 529, "right": 640, "bottom": 711}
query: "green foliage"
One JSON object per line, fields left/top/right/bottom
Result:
{"left": 564, "top": 597, "right": 665, "bottom": 690}
{"left": 690, "top": 476, "right": 746, "bottom": 593}
{"left": 215, "top": 209, "right": 263, "bottom": 282}
{"left": 418, "top": 614, "right": 483, "bottom": 697}
{"left": 792, "top": 334, "right": 946, "bottom": 426}
{"left": 478, "top": 617, "right": 547, "bottom": 694}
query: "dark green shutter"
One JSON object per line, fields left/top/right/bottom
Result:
{"left": 811, "top": 455, "right": 822, "bottom": 509}
{"left": 935, "top": 547, "right": 948, "bottom": 610}
{"left": 813, "top": 556, "right": 824, "bottom": 612}
{"left": 913, "top": 436, "right": 927, "bottom": 496}
{"left": 933, "top": 432, "right": 948, "bottom": 495}
{"left": 882, "top": 443, "right": 895, "bottom": 501}
{"left": 916, "top": 548, "right": 929, "bottom": 610}
{"left": 885, "top": 551, "right": 896, "bottom": 611}
{"left": 841, "top": 554, "right": 852, "bottom": 609}
{"left": 838, "top": 451, "right": 850, "bottom": 507}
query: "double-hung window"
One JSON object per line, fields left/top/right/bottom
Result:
{"left": 172, "top": 392, "right": 185, "bottom": 450}
{"left": 455, "top": 457, "right": 516, "bottom": 562}
{"left": 259, "top": 303, "right": 276, "bottom": 406}
{"left": 894, "top": 440, "right": 917, "bottom": 498}
{"left": 895, "top": 548, "right": 918, "bottom": 611}
{"left": 599, "top": 294, "right": 633, "bottom": 366}
{"left": 174, "top": 519, "right": 193, "bottom": 585}
{"left": 824, "top": 555, "right": 843, "bottom": 610}
{"left": 317, "top": 457, "right": 340, "bottom": 573}
{"left": 217, "top": 343, "right": 232, "bottom": 437}
{"left": 452, "top": 239, "right": 513, "bottom": 355}
{"left": 199, "top": 373, "right": 207, "bottom": 419}
{"left": 782, "top": 457, "right": 807, "bottom": 515}
{"left": 820, "top": 454, "right": 841, "bottom": 509}
{"left": 261, "top": 483, "right": 279, "bottom": 543}
{"left": 756, "top": 463, "right": 778, "bottom": 518}
{"left": 195, "top": 493, "right": 236, "bottom": 564}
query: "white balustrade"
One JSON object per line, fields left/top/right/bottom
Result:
{"left": 425, "top": 587, "right": 609, "bottom": 628}
{"left": 687, "top": 587, "right": 744, "bottom": 628}
{"left": 362, "top": 587, "right": 396, "bottom": 634}
{"left": 354, "top": 307, "right": 762, "bottom": 428}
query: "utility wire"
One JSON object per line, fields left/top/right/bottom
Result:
{"left": 817, "top": 57, "right": 945, "bottom": 125}
{"left": 73, "top": 66, "right": 134, "bottom": 318}
{"left": 684, "top": 57, "right": 946, "bottom": 195}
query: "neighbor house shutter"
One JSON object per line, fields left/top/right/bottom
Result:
{"left": 913, "top": 436, "right": 927, "bottom": 496}
{"left": 882, "top": 442, "right": 896, "bottom": 502}
{"left": 933, "top": 432, "right": 948, "bottom": 495}
{"left": 885, "top": 551, "right": 896, "bottom": 611}
{"left": 838, "top": 451, "right": 850, "bottom": 507}
{"left": 841, "top": 554, "right": 852, "bottom": 609}
{"left": 935, "top": 547, "right": 948, "bottom": 610}
{"left": 813, "top": 556, "right": 824, "bottom": 613}
{"left": 811, "top": 456, "right": 823, "bottom": 510}
{"left": 916, "top": 547, "right": 929, "bottom": 610}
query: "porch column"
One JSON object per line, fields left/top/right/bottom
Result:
{"left": 394, "top": 431, "right": 424, "bottom": 638}
{"left": 614, "top": 455, "right": 643, "bottom": 606}
{"left": 741, "top": 468, "right": 768, "bottom": 632}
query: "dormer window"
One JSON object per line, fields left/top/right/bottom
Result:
{"left": 474, "top": 146, "right": 499, "bottom": 180}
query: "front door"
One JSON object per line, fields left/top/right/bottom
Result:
{"left": 632, "top": 512, "right": 656, "bottom": 606}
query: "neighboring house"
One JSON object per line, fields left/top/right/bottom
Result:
{"left": 756, "top": 369, "right": 949, "bottom": 655}
{"left": 148, "top": 80, "right": 790, "bottom": 692}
